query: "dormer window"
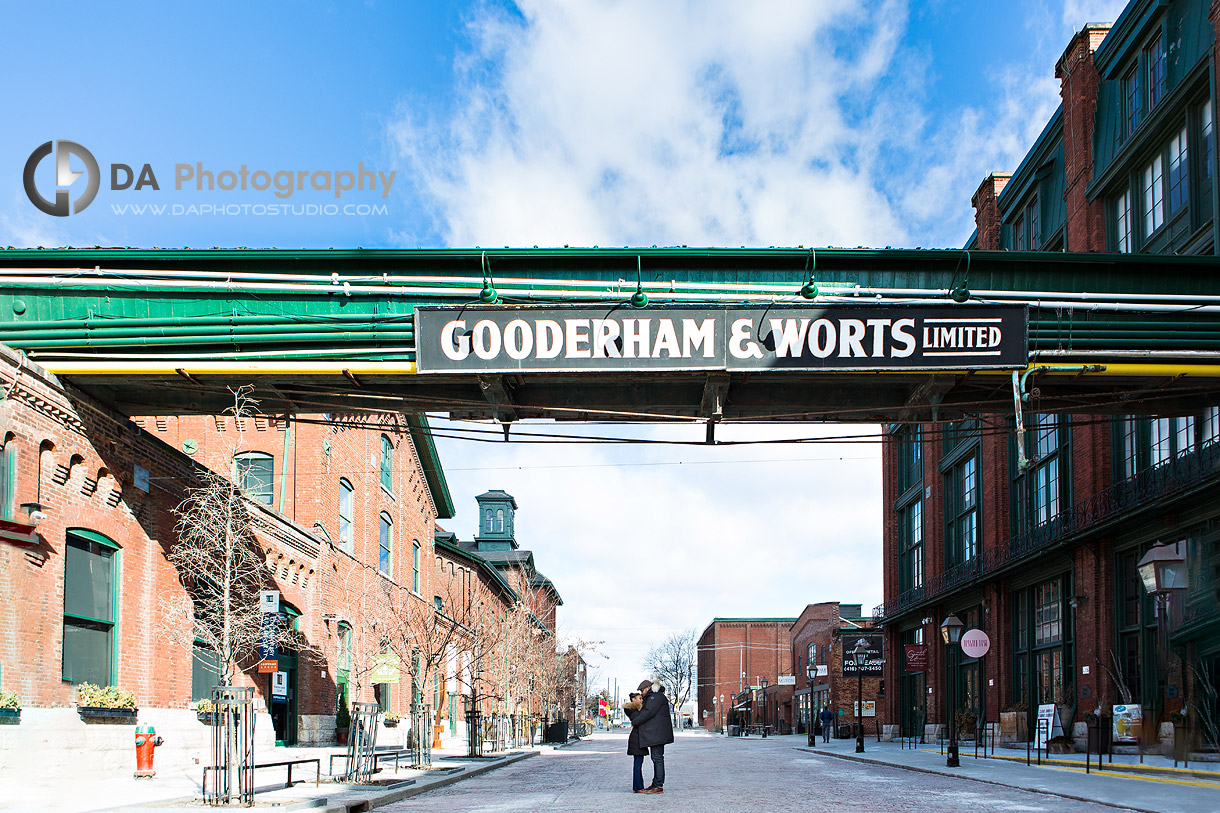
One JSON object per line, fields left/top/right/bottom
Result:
{"left": 485, "top": 509, "right": 493, "bottom": 532}
{"left": 495, "top": 509, "right": 505, "bottom": 532}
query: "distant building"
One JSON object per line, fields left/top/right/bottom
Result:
{"left": 697, "top": 618, "right": 795, "bottom": 733}
{"left": 790, "top": 603, "right": 879, "bottom": 736}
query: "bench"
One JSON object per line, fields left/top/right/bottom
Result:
{"left": 328, "top": 748, "right": 412, "bottom": 777}
{"left": 202, "top": 757, "right": 320, "bottom": 793}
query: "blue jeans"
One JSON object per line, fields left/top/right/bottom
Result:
{"left": 650, "top": 744, "right": 665, "bottom": 788}
{"left": 632, "top": 755, "right": 645, "bottom": 791}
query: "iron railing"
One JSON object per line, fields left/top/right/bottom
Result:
{"left": 875, "top": 440, "right": 1220, "bottom": 622}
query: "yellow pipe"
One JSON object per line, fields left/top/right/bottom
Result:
{"left": 979, "top": 363, "right": 1220, "bottom": 377}
{"left": 39, "top": 361, "right": 419, "bottom": 375}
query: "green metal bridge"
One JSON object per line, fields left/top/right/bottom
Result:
{"left": 1, "top": 246, "right": 1218, "bottom": 423}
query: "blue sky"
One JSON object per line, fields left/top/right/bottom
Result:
{"left": 0, "top": 0, "right": 1129, "bottom": 694}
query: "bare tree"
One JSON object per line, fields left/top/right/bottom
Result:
{"left": 642, "top": 629, "right": 698, "bottom": 725}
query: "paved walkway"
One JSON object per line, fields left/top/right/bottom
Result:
{"left": 378, "top": 731, "right": 1220, "bottom": 813}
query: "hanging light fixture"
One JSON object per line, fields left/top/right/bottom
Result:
{"left": 800, "top": 248, "right": 818, "bottom": 299}
{"left": 479, "top": 251, "right": 499, "bottom": 304}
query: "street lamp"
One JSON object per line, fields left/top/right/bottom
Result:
{"left": 806, "top": 661, "right": 818, "bottom": 748}
{"left": 1137, "top": 541, "right": 1187, "bottom": 726}
{"left": 941, "top": 613, "right": 965, "bottom": 768}
{"left": 852, "top": 640, "right": 868, "bottom": 753}
{"left": 760, "top": 677, "right": 769, "bottom": 738}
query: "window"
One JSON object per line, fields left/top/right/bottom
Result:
{"left": 412, "top": 540, "right": 420, "bottom": 593}
{"left": 337, "top": 622, "right": 352, "bottom": 674}
{"left": 380, "top": 434, "right": 393, "bottom": 492}
{"left": 1115, "top": 549, "right": 1156, "bottom": 704}
{"left": 1143, "top": 154, "right": 1164, "bottom": 235}
{"left": 1013, "top": 579, "right": 1070, "bottom": 707}
{"left": 1202, "top": 101, "right": 1214, "bottom": 183}
{"left": 1014, "top": 213, "right": 1026, "bottom": 250}
{"left": 1116, "top": 415, "right": 1205, "bottom": 477}
{"left": 379, "top": 512, "right": 392, "bottom": 576}
{"left": 945, "top": 454, "right": 979, "bottom": 567}
{"left": 484, "top": 509, "right": 493, "bottom": 533}
{"left": 234, "top": 452, "right": 273, "bottom": 505}
{"left": 63, "top": 530, "right": 119, "bottom": 685}
{"left": 494, "top": 509, "right": 505, "bottom": 533}
{"left": 896, "top": 426, "right": 921, "bottom": 494}
{"left": 1167, "top": 126, "right": 1189, "bottom": 215}
{"left": 1122, "top": 67, "right": 1140, "bottom": 135}
{"left": 192, "top": 642, "right": 221, "bottom": 701}
{"left": 1114, "top": 189, "right": 1132, "bottom": 253}
{"left": 1013, "top": 414, "right": 1066, "bottom": 533}
{"left": 1144, "top": 32, "right": 1164, "bottom": 110}
{"left": 1026, "top": 198, "right": 1040, "bottom": 248}
{"left": 338, "top": 479, "right": 353, "bottom": 550}
{"left": 434, "top": 595, "right": 443, "bottom": 611}
{"left": 1203, "top": 407, "right": 1220, "bottom": 447}
{"left": 0, "top": 438, "right": 13, "bottom": 520}
{"left": 899, "top": 500, "right": 923, "bottom": 591}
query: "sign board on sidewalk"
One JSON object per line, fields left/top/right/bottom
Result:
{"left": 272, "top": 671, "right": 288, "bottom": 699}
{"left": 1035, "top": 703, "right": 1063, "bottom": 748}
{"left": 961, "top": 629, "right": 991, "bottom": 659}
{"left": 776, "top": 675, "right": 796, "bottom": 686}
{"left": 1112, "top": 704, "right": 1143, "bottom": 744}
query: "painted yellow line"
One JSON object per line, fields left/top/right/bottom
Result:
{"left": 38, "top": 361, "right": 419, "bottom": 375}
{"left": 918, "top": 749, "right": 1220, "bottom": 788}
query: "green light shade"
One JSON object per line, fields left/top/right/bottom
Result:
{"left": 950, "top": 285, "right": 970, "bottom": 303}
{"left": 479, "top": 283, "right": 499, "bottom": 304}
{"left": 800, "top": 279, "right": 819, "bottom": 299}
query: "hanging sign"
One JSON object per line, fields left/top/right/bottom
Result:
{"left": 416, "top": 304, "right": 1029, "bottom": 374}
{"left": 272, "top": 671, "right": 288, "bottom": 699}
{"left": 258, "top": 612, "right": 279, "bottom": 662}
{"left": 904, "top": 644, "right": 929, "bottom": 671}
{"left": 777, "top": 675, "right": 796, "bottom": 686}
{"left": 260, "top": 590, "right": 281, "bottom": 615}
{"left": 961, "top": 629, "right": 991, "bottom": 659}
{"left": 371, "top": 652, "right": 401, "bottom": 684}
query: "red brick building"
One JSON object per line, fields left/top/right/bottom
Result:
{"left": 0, "top": 345, "right": 455, "bottom": 773}
{"left": 697, "top": 618, "right": 794, "bottom": 733}
{"left": 790, "top": 603, "right": 880, "bottom": 737}
{"left": 878, "top": 0, "right": 1220, "bottom": 750}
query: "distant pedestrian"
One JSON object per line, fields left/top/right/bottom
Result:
{"left": 622, "top": 693, "right": 647, "bottom": 792}
{"left": 631, "top": 680, "right": 675, "bottom": 794}
{"left": 819, "top": 706, "right": 835, "bottom": 743}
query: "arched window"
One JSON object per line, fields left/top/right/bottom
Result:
{"left": 337, "top": 622, "right": 353, "bottom": 674}
{"left": 484, "top": 509, "right": 493, "bottom": 533}
{"left": 380, "top": 435, "right": 393, "bottom": 492}
{"left": 0, "top": 434, "right": 14, "bottom": 520}
{"left": 495, "top": 509, "right": 505, "bottom": 533}
{"left": 412, "top": 540, "right": 421, "bottom": 593}
{"left": 379, "top": 513, "right": 392, "bottom": 576}
{"left": 62, "top": 529, "right": 120, "bottom": 685}
{"left": 338, "top": 478, "right": 354, "bottom": 550}
{"left": 234, "top": 451, "right": 273, "bottom": 505}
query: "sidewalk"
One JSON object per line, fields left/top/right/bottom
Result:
{"left": 776, "top": 732, "right": 1220, "bottom": 813}
{"left": 2, "top": 741, "right": 564, "bottom": 813}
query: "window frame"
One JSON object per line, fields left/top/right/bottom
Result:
{"left": 378, "top": 512, "right": 392, "bottom": 577}
{"left": 233, "top": 451, "right": 274, "bottom": 506}
{"left": 338, "top": 478, "right": 354, "bottom": 551}
{"left": 62, "top": 529, "right": 121, "bottom": 685}
{"left": 380, "top": 434, "right": 393, "bottom": 493}
{"left": 412, "top": 540, "right": 421, "bottom": 593}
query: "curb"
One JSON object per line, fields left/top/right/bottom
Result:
{"left": 323, "top": 750, "right": 538, "bottom": 813}
{"left": 796, "top": 747, "right": 1162, "bottom": 813}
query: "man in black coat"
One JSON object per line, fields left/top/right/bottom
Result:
{"left": 632, "top": 679, "right": 675, "bottom": 793}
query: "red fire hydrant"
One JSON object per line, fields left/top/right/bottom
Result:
{"left": 134, "top": 724, "right": 164, "bottom": 778}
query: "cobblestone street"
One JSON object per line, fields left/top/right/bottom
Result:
{"left": 382, "top": 732, "right": 1126, "bottom": 813}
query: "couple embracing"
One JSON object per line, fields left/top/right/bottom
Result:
{"left": 621, "top": 679, "right": 674, "bottom": 794}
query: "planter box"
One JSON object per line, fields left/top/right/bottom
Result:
{"left": 78, "top": 706, "right": 138, "bottom": 724}
{"left": 0, "top": 708, "right": 20, "bottom": 725}
{"left": 999, "top": 711, "right": 1028, "bottom": 744}
{"left": 383, "top": 720, "right": 399, "bottom": 728}
{"left": 196, "top": 711, "right": 221, "bottom": 726}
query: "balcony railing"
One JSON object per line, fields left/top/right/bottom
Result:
{"left": 875, "top": 439, "right": 1220, "bottom": 622}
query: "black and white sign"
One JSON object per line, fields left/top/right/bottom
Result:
{"left": 272, "top": 671, "right": 288, "bottom": 699}
{"left": 842, "top": 635, "right": 884, "bottom": 676}
{"left": 416, "top": 304, "right": 1028, "bottom": 373}
{"left": 260, "top": 590, "right": 280, "bottom": 615}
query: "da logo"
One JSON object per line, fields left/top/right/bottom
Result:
{"left": 23, "top": 140, "right": 100, "bottom": 216}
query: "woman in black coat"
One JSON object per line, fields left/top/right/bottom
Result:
{"left": 622, "top": 693, "right": 648, "bottom": 792}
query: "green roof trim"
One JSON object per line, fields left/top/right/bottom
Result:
{"left": 433, "top": 533, "right": 518, "bottom": 602}
{"left": 406, "top": 413, "right": 454, "bottom": 520}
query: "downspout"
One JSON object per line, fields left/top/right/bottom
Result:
{"left": 1013, "top": 365, "right": 1105, "bottom": 472}
{"left": 278, "top": 418, "right": 291, "bottom": 514}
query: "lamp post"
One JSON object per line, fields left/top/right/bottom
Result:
{"left": 760, "top": 677, "right": 768, "bottom": 738}
{"left": 719, "top": 694, "right": 725, "bottom": 735}
{"left": 1137, "top": 542, "right": 1187, "bottom": 724}
{"left": 941, "top": 613, "right": 964, "bottom": 768}
{"left": 806, "top": 661, "right": 817, "bottom": 748}
{"left": 852, "top": 640, "right": 867, "bottom": 753}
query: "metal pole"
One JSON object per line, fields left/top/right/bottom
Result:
{"left": 856, "top": 664, "right": 865, "bottom": 753}
{"left": 947, "top": 644, "right": 959, "bottom": 767}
